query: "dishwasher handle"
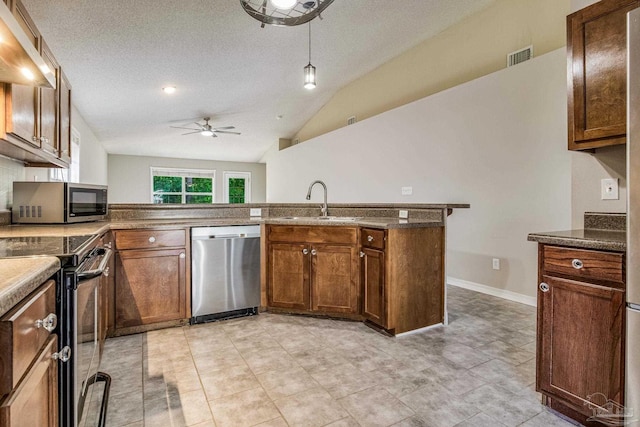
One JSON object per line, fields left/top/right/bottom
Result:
{"left": 193, "top": 233, "right": 261, "bottom": 240}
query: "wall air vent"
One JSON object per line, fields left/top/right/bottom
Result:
{"left": 347, "top": 116, "right": 357, "bottom": 126}
{"left": 507, "top": 45, "right": 533, "bottom": 67}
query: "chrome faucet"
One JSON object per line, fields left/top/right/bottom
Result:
{"left": 306, "top": 180, "right": 328, "bottom": 217}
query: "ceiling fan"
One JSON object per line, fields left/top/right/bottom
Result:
{"left": 170, "top": 117, "right": 241, "bottom": 138}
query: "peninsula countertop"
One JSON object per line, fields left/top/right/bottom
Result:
{"left": 527, "top": 229, "right": 626, "bottom": 252}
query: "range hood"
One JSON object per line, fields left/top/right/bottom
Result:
{"left": 0, "top": 1, "right": 55, "bottom": 88}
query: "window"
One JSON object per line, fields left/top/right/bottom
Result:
{"left": 223, "top": 172, "right": 251, "bottom": 204}
{"left": 151, "top": 167, "right": 215, "bottom": 204}
{"left": 48, "top": 127, "right": 80, "bottom": 182}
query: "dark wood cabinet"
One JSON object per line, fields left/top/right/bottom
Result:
{"left": 38, "top": 40, "right": 59, "bottom": 157}
{"left": 266, "top": 226, "right": 359, "bottom": 315}
{"left": 361, "top": 246, "right": 385, "bottom": 326}
{"left": 567, "top": 0, "right": 640, "bottom": 150}
{"left": 535, "top": 244, "right": 625, "bottom": 425}
{"left": 57, "top": 69, "right": 71, "bottom": 164}
{"left": 113, "top": 228, "right": 188, "bottom": 334}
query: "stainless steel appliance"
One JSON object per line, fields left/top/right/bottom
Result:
{"left": 0, "top": 234, "right": 112, "bottom": 426}
{"left": 12, "top": 182, "right": 108, "bottom": 224}
{"left": 628, "top": 8, "right": 640, "bottom": 427}
{"left": 191, "top": 225, "right": 261, "bottom": 323}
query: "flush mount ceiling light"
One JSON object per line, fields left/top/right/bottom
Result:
{"left": 240, "top": 0, "right": 335, "bottom": 27}
{"left": 162, "top": 86, "right": 176, "bottom": 94}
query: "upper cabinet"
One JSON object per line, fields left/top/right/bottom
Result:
{"left": 567, "top": 0, "right": 640, "bottom": 151}
{"left": 0, "top": 0, "right": 71, "bottom": 167}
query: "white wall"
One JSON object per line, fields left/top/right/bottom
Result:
{"left": 108, "top": 155, "right": 266, "bottom": 204}
{"left": 264, "top": 49, "right": 571, "bottom": 299}
{"left": 0, "top": 156, "right": 25, "bottom": 210}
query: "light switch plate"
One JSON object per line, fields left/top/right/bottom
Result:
{"left": 399, "top": 210, "right": 409, "bottom": 219}
{"left": 601, "top": 178, "right": 619, "bottom": 200}
{"left": 250, "top": 208, "right": 262, "bottom": 217}
{"left": 401, "top": 186, "right": 413, "bottom": 196}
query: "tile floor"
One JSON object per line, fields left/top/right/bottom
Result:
{"left": 95, "top": 286, "right": 579, "bottom": 427}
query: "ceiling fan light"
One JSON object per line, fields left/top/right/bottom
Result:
{"left": 201, "top": 130, "right": 214, "bottom": 137}
{"left": 270, "top": 0, "right": 297, "bottom": 10}
{"left": 162, "top": 86, "right": 176, "bottom": 94}
{"left": 304, "top": 63, "right": 316, "bottom": 89}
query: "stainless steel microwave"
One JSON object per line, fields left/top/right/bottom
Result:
{"left": 12, "top": 182, "right": 108, "bottom": 224}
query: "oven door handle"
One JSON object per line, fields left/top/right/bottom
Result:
{"left": 77, "top": 247, "right": 113, "bottom": 281}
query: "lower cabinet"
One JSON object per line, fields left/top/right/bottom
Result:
{"left": 267, "top": 226, "right": 359, "bottom": 315}
{"left": 536, "top": 244, "right": 625, "bottom": 424}
{"left": 0, "top": 279, "right": 59, "bottom": 427}
{"left": 113, "top": 228, "right": 188, "bottom": 333}
{"left": 361, "top": 246, "right": 385, "bottom": 326}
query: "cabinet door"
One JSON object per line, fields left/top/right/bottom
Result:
{"left": 38, "top": 41, "right": 58, "bottom": 157}
{"left": 4, "top": 84, "right": 38, "bottom": 147}
{"left": 268, "top": 243, "right": 310, "bottom": 310}
{"left": 58, "top": 69, "right": 71, "bottom": 163}
{"left": 115, "top": 248, "right": 186, "bottom": 328}
{"left": 311, "top": 244, "right": 359, "bottom": 314}
{"left": 567, "top": 0, "right": 640, "bottom": 150}
{"left": 537, "top": 275, "right": 625, "bottom": 414}
{"left": 362, "top": 247, "right": 385, "bottom": 326}
{"left": 0, "top": 335, "right": 58, "bottom": 427}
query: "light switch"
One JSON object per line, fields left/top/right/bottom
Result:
{"left": 601, "top": 178, "right": 619, "bottom": 200}
{"left": 401, "top": 186, "right": 413, "bottom": 196}
{"left": 250, "top": 208, "right": 262, "bottom": 217}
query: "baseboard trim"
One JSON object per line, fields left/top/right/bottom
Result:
{"left": 447, "top": 277, "right": 537, "bottom": 307}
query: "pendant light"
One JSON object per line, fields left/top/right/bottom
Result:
{"left": 270, "top": 0, "right": 297, "bottom": 10}
{"left": 304, "top": 22, "right": 316, "bottom": 90}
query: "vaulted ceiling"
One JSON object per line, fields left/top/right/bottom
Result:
{"left": 23, "top": 0, "right": 496, "bottom": 162}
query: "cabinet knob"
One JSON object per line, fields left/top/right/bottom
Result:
{"left": 539, "top": 282, "right": 550, "bottom": 292}
{"left": 302, "top": 248, "right": 309, "bottom": 255}
{"left": 52, "top": 346, "right": 71, "bottom": 363}
{"left": 571, "top": 259, "right": 583, "bottom": 269}
{"left": 104, "top": 242, "right": 112, "bottom": 249}
{"left": 179, "top": 252, "right": 186, "bottom": 259}
{"left": 104, "top": 266, "right": 110, "bottom": 277}
{"left": 360, "top": 251, "right": 365, "bottom": 258}
{"left": 148, "top": 236, "right": 156, "bottom": 243}
{"left": 35, "top": 313, "right": 57, "bottom": 332}
{"left": 32, "top": 135, "right": 38, "bottom": 142}
{"left": 367, "top": 235, "right": 374, "bottom": 242}
{"left": 311, "top": 249, "right": 317, "bottom": 256}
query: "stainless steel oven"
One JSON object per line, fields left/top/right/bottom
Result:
{"left": 12, "top": 182, "right": 108, "bottom": 224}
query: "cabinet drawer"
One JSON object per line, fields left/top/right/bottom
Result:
{"left": 268, "top": 225, "right": 356, "bottom": 244}
{"left": 360, "top": 228, "right": 385, "bottom": 250}
{"left": 114, "top": 229, "right": 186, "bottom": 250}
{"left": 543, "top": 246, "right": 624, "bottom": 285}
{"left": 0, "top": 280, "right": 56, "bottom": 397}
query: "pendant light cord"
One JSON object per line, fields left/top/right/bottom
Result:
{"left": 308, "top": 22, "right": 312, "bottom": 64}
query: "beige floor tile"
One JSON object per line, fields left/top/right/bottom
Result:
{"left": 339, "top": 387, "right": 414, "bottom": 427}
{"left": 193, "top": 346, "right": 247, "bottom": 372}
{"left": 200, "top": 364, "right": 260, "bottom": 400}
{"left": 105, "top": 390, "right": 143, "bottom": 427}
{"left": 274, "top": 387, "right": 349, "bottom": 427}
{"left": 243, "top": 345, "right": 298, "bottom": 375}
{"left": 309, "top": 362, "right": 378, "bottom": 399}
{"left": 324, "top": 417, "right": 361, "bottom": 427}
{"left": 257, "top": 365, "right": 320, "bottom": 400}
{"left": 254, "top": 417, "right": 289, "bottom": 427}
{"left": 209, "top": 387, "right": 280, "bottom": 427}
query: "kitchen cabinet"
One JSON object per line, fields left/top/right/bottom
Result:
{"left": 113, "top": 228, "right": 189, "bottom": 334}
{"left": 567, "top": 0, "right": 640, "bottom": 150}
{"left": 360, "top": 226, "right": 444, "bottom": 335}
{"left": 535, "top": 244, "right": 625, "bottom": 424}
{"left": 267, "top": 226, "right": 359, "bottom": 315}
{"left": 0, "top": 280, "right": 59, "bottom": 427}
{"left": 0, "top": 0, "right": 70, "bottom": 167}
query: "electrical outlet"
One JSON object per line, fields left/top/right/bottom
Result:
{"left": 249, "top": 208, "right": 262, "bottom": 217}
{"left": 401, "top": 186, "right": 413, "bottom": 196}
{"left": 601, "top": 178, "right": 619, "bottom": 200}
{"left": 399, "top": 210, "right": 409, "bottom": 219}
{"left": 492, "top": 258, "right": 500, "bottom": 270}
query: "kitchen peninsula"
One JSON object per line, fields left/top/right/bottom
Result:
{"left": 0, "top": 202, "right": 468, "bottom": 336}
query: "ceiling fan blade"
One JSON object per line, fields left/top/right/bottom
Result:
{"left": 212, "top": 126, "right": 235, "bottom": 130}
{"left": 171, "top": 125, "right": 200, "bottom": 131}
{"left": 214, "top": 130, "right": 241, "bottom": 135}
{"left": 181, "top": 131, "right": 202, "bottom": 135}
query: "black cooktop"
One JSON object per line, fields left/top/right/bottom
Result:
{"left": 0, "top": 234, "right": 98, "bottom": 266}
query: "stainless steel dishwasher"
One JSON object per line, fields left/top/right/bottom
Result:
{"left": 191, "top": 225, "right": 261, "bottom": 323}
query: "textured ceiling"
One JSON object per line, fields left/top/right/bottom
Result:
{"left": 22, "top": 0, "right": 496, "bottom": 162}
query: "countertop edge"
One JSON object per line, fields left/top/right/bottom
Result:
{"left": 0, "top": 257, "right": 60, "bottom": 317}
{"left": 527, "top": 232, "right": 626, "bottom": 252}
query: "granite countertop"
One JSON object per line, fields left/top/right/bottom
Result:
{"left": 527, "top": 229, "right": 626, "bottom": 252}
{"left": 262, "top": 217, "right": 442, "bottom": 228}
{"left": 0, "top": 257, "right": 60, "bottom": 317}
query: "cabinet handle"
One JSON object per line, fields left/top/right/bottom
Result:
{"left": 367, "top": 235, "right": 374, "bottom": 242}
{"left": 179, "top": 252, "right": 185, "bottom": 259}
{"left": 539, "top": 282, "right": 550, "bottom": 292}
{"left": 104, "top": 266, "right": 110, "bottom": 277}
{"left": 302, "top": 248, "right": 309, "bottom": 255}
{"left": 360, "top": 251, "right": 365, "bottom": 258}
{"left": 571, "top": 259, "right": 583, "bottom": 269}
{"left": 148, "top": 236, "right": 156, "bottom": 243}
{"left": 52, "top": 346, "right": 71, "bottom": 363}
{"left": 32, "top": 135, "right": 38, "bottom": 142}
{"left": 311, "top": 249, "right": 317, "bottom": 256}
{"left": 104, "top": 242, "right": 112, "bottom": 249}
{"left": 35, "top": 313, "right": 57, "bottom": 332}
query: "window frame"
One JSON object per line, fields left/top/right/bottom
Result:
{"left": 223, "top": 171, "right": 252, "bottom": 204}
{"left": 150, "top": 167, "right": 216, "bottom": 204}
